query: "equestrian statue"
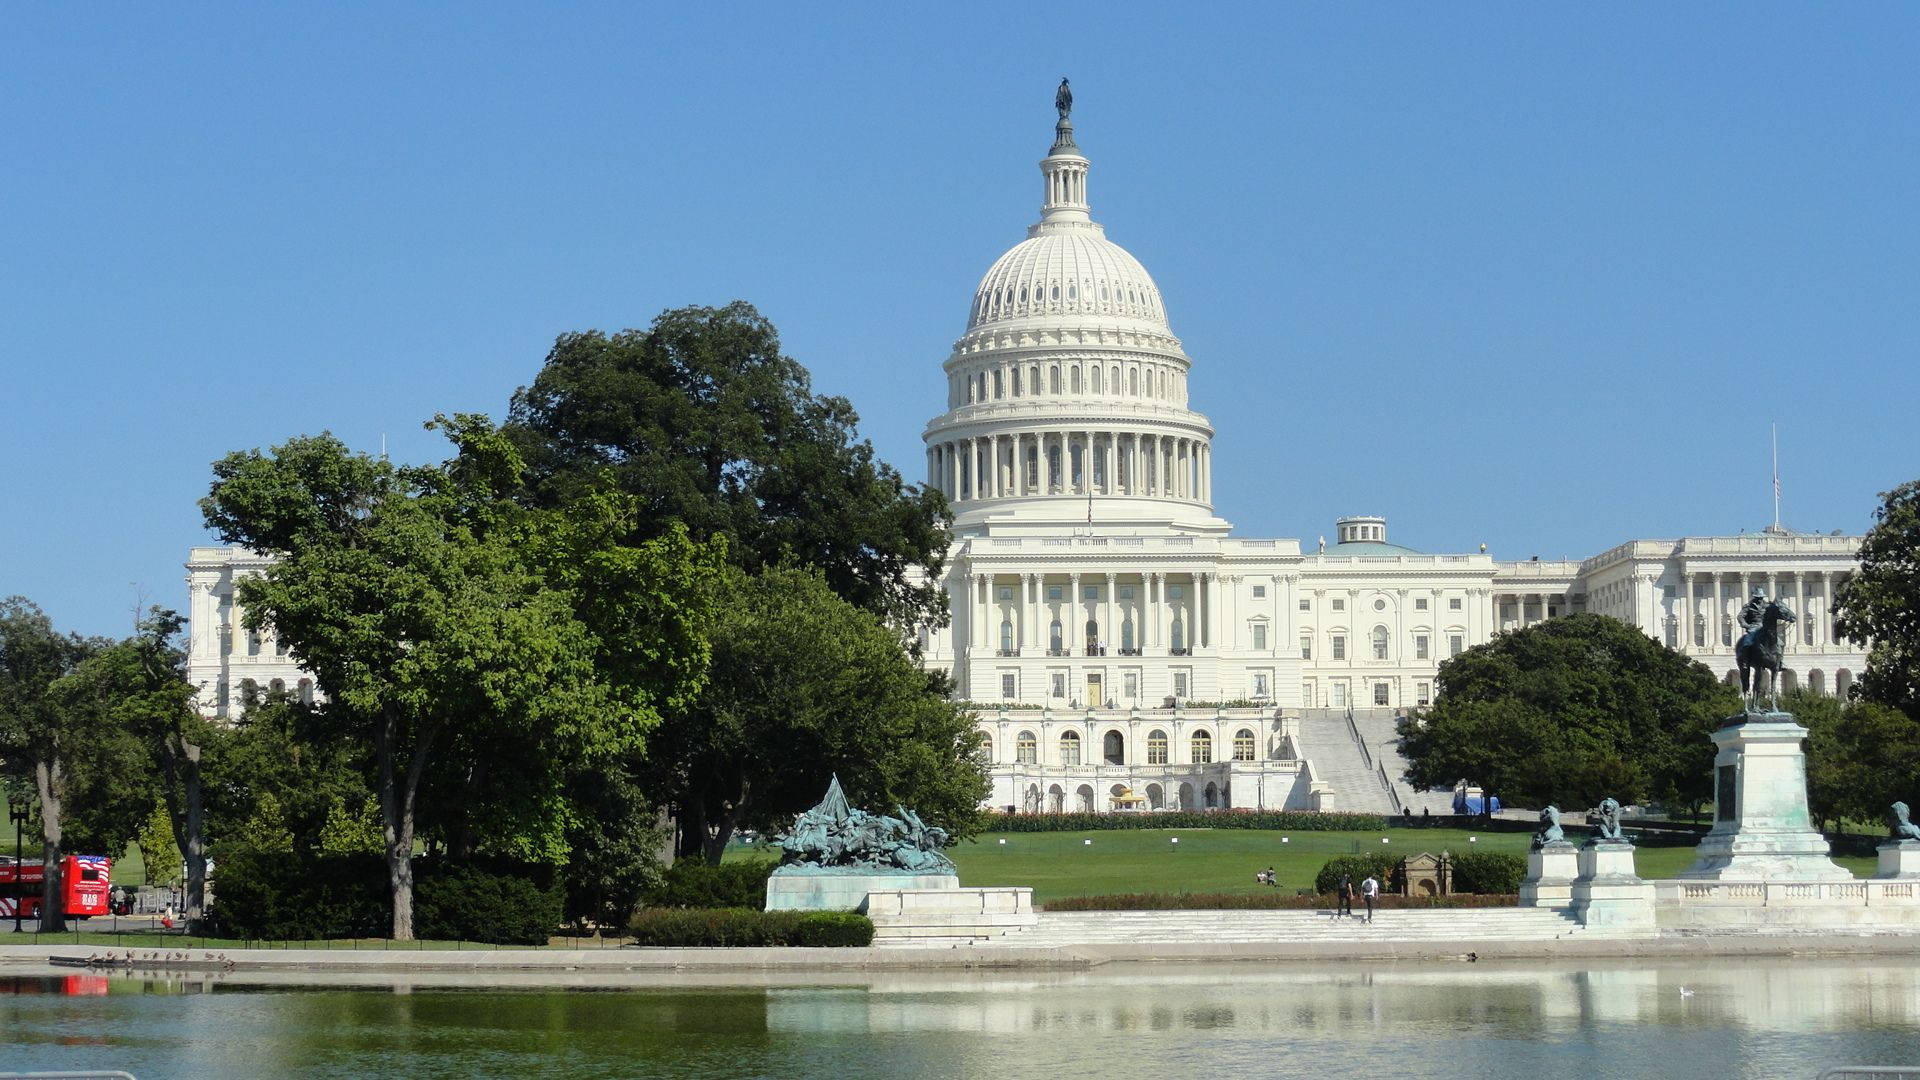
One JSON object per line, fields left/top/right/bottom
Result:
{"left": 1734, "top": 587, "right": 1796, "bottom": 713}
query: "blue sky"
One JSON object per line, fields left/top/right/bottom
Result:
{"left": 6, "top": 4, "right": 1918, "bottom": 638}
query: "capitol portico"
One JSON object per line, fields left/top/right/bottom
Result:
{"left": 182, "top": 89, "right": 1872, "bottom": 818}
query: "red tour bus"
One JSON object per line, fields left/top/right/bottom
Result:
{"left": 0, "top": 855, "right": 112, "bottom": 920}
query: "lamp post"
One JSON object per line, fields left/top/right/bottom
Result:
{"left": 7, "top": 794, "right": 29, "bottom": 934}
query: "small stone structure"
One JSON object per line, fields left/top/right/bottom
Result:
{"left": 1398, "top": 852, "right": 1449, "bottom": 897}
{"left": 1521, "top": 841, "right": 1579, "bottom": 909}
{"left": 865, "top": 887, "right": 1038, "bottom": 945}
{"left": 1569, "top": 837, "right": 1655, "bottom": 929}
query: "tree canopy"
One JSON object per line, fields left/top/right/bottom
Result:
{"left": 201, "top": 417, "right": 725, "bottom": 937}
{"left": 504, "top": 302, "right": 952, "bottom": 633}
{"left": 649, "top": 566, "right": 987, "bottom": 863}
{"left": 1398, "top": 613, "right": 1740, "bottom": 810}
{"left": 1834, "top": 477, "right": 1920, "bottom": 716}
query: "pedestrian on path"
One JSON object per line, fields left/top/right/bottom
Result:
{"left": 1361, "top": 875, "right": 1379, "bottom": 922}
{"left": 1337, "top": 874, "right": 1354, "bottom": 918}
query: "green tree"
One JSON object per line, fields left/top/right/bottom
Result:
{"left": 201, "top": 418, "right": 723, "bottom": 937}
{"left": 504, "top": 302, "right": 952, "bottom": 635}
{"left": 138, "top": 802, "right": 180, "bottom": 889}
{"left": 1834, "top": 478, "right": 1920, "bottom": 715}
{"left": 0, "top": 598, "right": 107, "bottom": 931}
{"left": 1792, "top": 687, "right": 1920, "bottom": 831}
{"left": 203, "top": 691, "right": 369, "bottom": 858}
{"left": 1399, "top": 613, "right": 1740, "bottom": 811}
{"left": 318, "top": 795, "right": 383, "bottom": 856}
{"left": 653, "top": 566, "right": 987, "bottom": 863}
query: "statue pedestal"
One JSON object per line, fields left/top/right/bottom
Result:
{"left": 765, "top": 868, "right": 958, "bottom": 912}
{"left": 1877, "top": 840, "right": 1920, "bottom": 880}
{"left": 1569, "top": 841, "right": 1655, "bottom": 929}
{"left": 1677, "top": 713, "right": 1852, "bottom": 882}
{"left": 1518, "top": 842, "right": 1579, "bottom": 909}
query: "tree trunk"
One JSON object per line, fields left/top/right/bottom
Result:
{"left": 34, "top": 757, "right": 63, "bottom": 934}
{"left": 376, "top": 712, "right": 438, "bottom": 941}
{"left": 160, "top": 733, "right": 208, "bottom": 924}
{"left": 701, "top": 808, "right": 738, "bottom": 866}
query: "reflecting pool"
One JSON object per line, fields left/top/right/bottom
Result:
{"left": 3, "top": 958, "right": 1918, "bottom": 1078}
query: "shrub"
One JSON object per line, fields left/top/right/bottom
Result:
{"left": 988, "top": 811, "right": 1385, "bottom": 833}
{"left": 1448, "top": 851, "right": 1526, "bottom": 895}
{"left": 1313, "top": 854, "right": 1402, "bottom": 896}
{"left": 1042, "top": 892, "right": 1518, "bottom": 911}
{"left": 414, "top": 861, "right": 564, "bottom": 945}
{"left": 643, "top": 859, "right": 777, "bottom": 909}
{"left": 626, "top": 907, "right": 874, "bottom": 947}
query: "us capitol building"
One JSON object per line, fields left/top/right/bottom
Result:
{"left": 184, "top": 90, "right": 1870, "bottom": 817}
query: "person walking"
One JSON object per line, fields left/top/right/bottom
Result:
{"left": 1337, "top": 873, "right": 1354, "bottom": 918}
{"left": 1361, "top": 874, "right": 1379, "bottom": 923}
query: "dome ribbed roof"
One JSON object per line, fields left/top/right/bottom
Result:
{"left": 967, "top": 229, "right": 1170, "bottom": 333}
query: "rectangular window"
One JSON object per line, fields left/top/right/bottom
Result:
{"left": 1331, "top": 598, "right": 1345, "bottom": 611}
{"left": 1252, "top": 624, "right": 1267, "bottom": 650}
{"left": 1449, "top": 634, "right": 1464, "bottom": 657}
{"left": 1252, "top": 585, "right": 1266, "bottom": 598}
{"left": 1417, "top": 681, "right": 1431, "bottom": 706}
{"left": 1083, "top": 585, "right": 1099, "bottom": 600}
{"left": 1331, "top": 635, "right": 1346, "bottom": 661}
{"left": 1047, "top": 586, "right": 1063, "bottom": 601}
{"left": 1372, "top": 634, "right": 1388, "bottom": 661}
{"left": 1124, "top": 671, "right": 1138, "bottom": 698}
{"left": 1299, "top": 599, "right": 1311, "bottom": 611}
{"left": 1331, "top": 682, "right": 1348, "bottom": 708}
{"left": 1001, "top": 673, "right": 1016, "bottom": 698}
{"left": 1415, "top": 635, "right": 1429, "bottom": 660}
{"left": 1253, "top": 674, "right": 1269, "bottom": 698}
{"left": 1119, "top": 586, "right": 1135, "bottom": 600}
{"left": 997, "top": 586, "right": 1012, "bottom": 600}
{"left": 1299, "top": 635, "right": 1312, "bottom": 660}
{"left": 1374, "top": 682, "right": 1390, "bottom": 706}
{"left": 1173, "top": 672, "right": 1189, "bottom": 698}
{"left": 1302, "top": 680, "right": 1316, "bottom": 707}
{"left": 1415, "top": 598, "right": 1428, "bottom": 611}
{"left": 1051, "top": 674, "right": 1066, "bottom": 698}
{"left": 1169, "top": 585, "right": 1185, "bottom": 599}
{"left": 1449, "top": 597, "right": 1462, "bottom": 611}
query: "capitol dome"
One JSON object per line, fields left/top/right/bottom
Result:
{"left": 923, "top": 85, "right": 1226, "bottom": 539}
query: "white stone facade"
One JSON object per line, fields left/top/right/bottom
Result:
{"left": 184, "top": 546, "right": 317, "bottom": 718}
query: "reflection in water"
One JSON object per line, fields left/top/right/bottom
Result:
{"left": 0, "top": 960, "right": 1917, "bottom": 1079}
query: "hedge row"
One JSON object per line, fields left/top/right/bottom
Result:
{"left": 627, "top": 908, "right": 874, "bottom": 947}
{"left": 642, "top": 859, "right": 777, "bottom": 909}
{"left": 1313, "top": 853, "right": 1404, "bottom": 895}
{"left": 206, "top": 851, "right": 564, "bottom": 945}
{"left": 1042, "top": 892, "right": 1520, "bottom": 911}
{"left": 1448, "top": 851, "right": 1526, "bottom": 894}
{"left": 987, "top": 810, "right": 1387, "bottom": 833}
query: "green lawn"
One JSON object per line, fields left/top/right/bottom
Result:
{"left": 943, "top": 827, "right": 1878, "bottom": 904}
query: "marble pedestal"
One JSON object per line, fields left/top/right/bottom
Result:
{"left": 764, "top": 869, "right": 958, "bottom": 912}
{"left": 1877, "top": 840, "right": 1920, "bottom": 880}
{"left": 1519, "top": 842, "right": 1579, "bottom": 908}
{"left": 1677, "top": 712, "right": 1852, "bottom": 882}
{"left": 1569, "top": 841, "right": 1655, "bottom": 929}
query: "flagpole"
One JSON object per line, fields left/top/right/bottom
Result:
{"left": 1771, "top": 422, "right": 1780, "bottom": 530}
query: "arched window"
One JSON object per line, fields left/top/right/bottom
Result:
{"left": 1190, "top": 730, "right": 1213, "bottom": 764}
{"left": 1071, "top": 367, "right": 1083, "bottom": 394}
{"left": 1171, "top": 617, "right": 1186, "bottom": 653}
{"left": 1011, "top": 368, "right": 1022, "bottom": 396}
{"left": 1085, "top": 618, "right": 1098, "bottom": 654}
{"left": 1233, "top": 729, "right": 1257, "bottom": 762}
{"left": 1000, "top": 619, "right": 1013, "bottom": 654}
{"left": 1016, "top": 731, "right": 1037, "bottom": 764}
{"left": 993, "top": 369, "right": 1004, "bottom": 398}
{"left": 1031, "top": 365, "right": 1042, "bottom": 394}
{"left": 1147, "top": 730, "right": 1168, "bottom": 765}
{"left": 1373, "top": 626, "right": 1390, "bottom": 660}
{"left": 1129, "top": 368, "right": 1139, "bottom": 395}
{"left": 1049, "top": 366, "right": 1061, "bottom": 394}
{"left": 1103, "top": 730, "right": 1124, "bottom": 765}
{"left": 1090, "top": 366, "right": 1103, "bottom": 394}
{"left": 1059, "top": 730, "right": 1082, "bottom": 766}
{"left": 269, "top": 679, "right": 285, "bottom": 695}
{"left": 1110, "top": 365, "right": 1120, "bottom": 393}
{"left": 1049, "top": 619, "right": 1064, "bottom": 654}
{"left": 297, "top": 678, "right": 314, "bottom": 706}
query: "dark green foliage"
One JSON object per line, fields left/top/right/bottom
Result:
{"left": 207, "top": 851, "right": 564, "bottom": 944}
{"left": 1042, "top": 891, "right": 1518, "bottom": 911}
{"left": 1313, "top": 854, "right": 1402, "bottom": 896}
{"left": 989, "top": 811, "right": 1387, "bottom": 833}
{"left": 1447, "top": 850, "right": 1526, "bottom": 894}
{"left": 1834, "top": 478, "right": 1920, "bottom": 716}
{"left": 505, "top": 303, "right": 952, "bottom": 633}
{"left": 1400, "top": 613, "right": 1741, "bottom": 810}
{"left": 413, "top": 862, "right": 565, "bottom": 946}
{"left": 626, "top": 907, "right": 874, "bottom": 947}
{"left": 1794, "top": 687, "right": 1920, "bottom": 832}
{"left": 643, "top": 859, "right": 776, "bottom": 909}
{"left": 558, "top": 765, "right": 666, "bottom": 928}
{"left": 204, "top": 850, "right": 388, "bottom": 940}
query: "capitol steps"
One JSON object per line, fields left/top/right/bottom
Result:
{"left": 1293, "top": 711, "right": 1398, "bottom": 814}
{"left": 966, "top": 906, "right": 1595, "bottom": 948}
